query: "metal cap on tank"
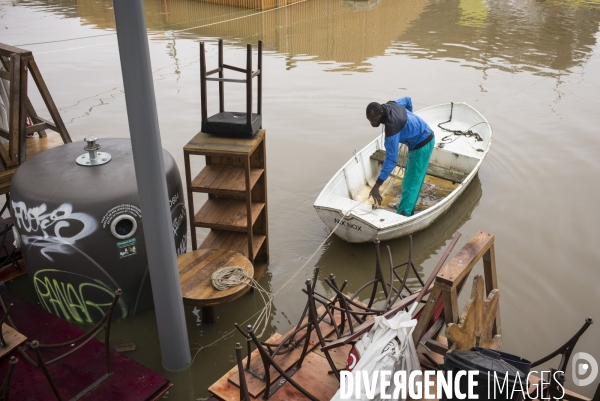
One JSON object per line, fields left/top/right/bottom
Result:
{"left": 76, "top": 136, "right": 112, "bottom": 166}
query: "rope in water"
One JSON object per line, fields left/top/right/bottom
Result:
{"left": 210, "top": 266, "right": 274, "bottom": 337}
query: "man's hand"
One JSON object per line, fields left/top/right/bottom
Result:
{"left": 370, "top": 183, "right": 382, "bottom": 206}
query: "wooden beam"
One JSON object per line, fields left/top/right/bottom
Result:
{"left": 483, "top": 244, "right": 501, "bottom": 336}
{"left": 436, "top": 231, "right": 494, "bottom": 289}
{"left": 26, "top": 122, "right": 52, "bottom": 135}
{"left": 7, "top": 54, "right": 20, "bottom": 166}
{"left": 18, "top": 55, "right": 28, "bottom": 164}
{"left": 0, "top": 43, "right": 32, "bottom": 57}
{"left": 26, "top": 58, "right": 71, "bottom": 143}
{"left": 25, "top": 97, "right": 48, "bottom": 137}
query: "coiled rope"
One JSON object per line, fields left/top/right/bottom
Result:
{"left": 210, "top": 266, "right": 274, "bottom": 337}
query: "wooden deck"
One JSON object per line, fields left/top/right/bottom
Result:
{"left": 0, "top": 132, "right": 65, "bottom": 194}
{"left": 0, "top": 287, "right": 171, "bottom": 400}
{"left": 208, "top": 302, "right": 362, "bottom": 401}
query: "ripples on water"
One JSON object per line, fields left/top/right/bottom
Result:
{"left": 3, "top": 0, "right": 600, "bottom": 398}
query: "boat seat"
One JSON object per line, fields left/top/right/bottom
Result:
{"left": 370, "top": 149, "right": 469, "bottom": 183}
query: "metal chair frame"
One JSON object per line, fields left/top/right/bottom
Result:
{"left": 0, "top": 289, "right": 121, "bottom": 401}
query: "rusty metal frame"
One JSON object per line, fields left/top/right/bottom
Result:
{"left": 0, "top": 289, "right": 122, "bottom": 400}
{"left": 0, "top": 356, "right": 17, "bottom": 400}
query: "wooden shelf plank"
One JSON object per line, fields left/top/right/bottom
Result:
{"left": 184, "top": 129, "right": 265, "bottom": 155}
{"left": 191, "top": 164, "right": 263, "bottom": 195}
{"left": 194, "top": 199, "right": 264, "bottom": 232}
{"left": 200, "top": 230, "right": 265, "bottom": 262}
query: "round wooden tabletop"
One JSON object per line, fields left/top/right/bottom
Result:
{"left": 178, "top": 248, "right": 254, "bottom": 307}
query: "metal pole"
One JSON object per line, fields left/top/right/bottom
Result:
{"left": 112, "top": 0, "right": 191, "bottom": 371}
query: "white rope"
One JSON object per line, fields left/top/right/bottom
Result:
{"left": 211, "top": 266, "right": 274, "bottom": 337}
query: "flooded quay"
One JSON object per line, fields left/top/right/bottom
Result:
{"left": 2, "top": 0, "right": 600, "bottom": 399}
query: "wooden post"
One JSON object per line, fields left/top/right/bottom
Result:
{"left": 26, "top": 58, "right": 71, "bottom": 144}
{"left": 218, "top": 39, "right": 224, "bottom": 113}
{"left": 8, "top": 54, "right": 20, "bottom": 166}
{"left": 184, "top": 151, "right": 197, "bottom": 250}
{"left": 200, "top": 42, "right": 207, "bottom": 122}
{"left": 483, "top": 244, "right": 501, "bottom": 336}
{"left": 245, "top": 154, "right": 254, "bottom": 262}
{"left": 246, "top": 44, "right": 252, "bottom": 126}
{"left": 17, "top": 56, "right": 29, "bottom": 164}
{"left": 257, "top": 40, "right": 262, "bottom": 117}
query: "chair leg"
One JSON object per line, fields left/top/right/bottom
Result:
{"left": 30, "top": 341, "right": 64, "bottom": 401}
{"left": 235, "top": 343, "right": 250, "bottom": 401}
{"left": 0, "top": 356, "right": 17, "bottom": 401}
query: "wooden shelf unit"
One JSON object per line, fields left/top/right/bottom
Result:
{"left": 184, "top": 129, "right": 269, "bottom": 279}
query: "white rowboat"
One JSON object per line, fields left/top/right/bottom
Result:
{"left": 313, "top": 102, "right": 492, "bottom": 243}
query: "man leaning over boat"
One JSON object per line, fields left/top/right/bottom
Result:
{"left": 366, "top": 97, "right": 434, "bottom": 216}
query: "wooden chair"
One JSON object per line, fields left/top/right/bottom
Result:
{"left": 199, "top": 39, "right": 262, "bottom": 137}
{"left": 0, "top": 43, "right": 72, "bottom": 194}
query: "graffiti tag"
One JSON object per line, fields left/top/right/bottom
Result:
{"left": 33, "top": 269, "right": 125, "bottom": 323}
{"left": 12, "top": 201, "right": 97, "bottom": 260}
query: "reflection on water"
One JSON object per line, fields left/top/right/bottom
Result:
{"left": 21, "top": 0, "right": 428, "bottom": 71}
{"left": 16, "top": 0, "right": 600, "bottom": 74}
{"left": 392, "top": 0, "right": 600, "bottom": 75}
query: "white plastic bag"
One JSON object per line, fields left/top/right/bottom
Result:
{"left": 331, "top": 311, "right": 420, "bottom": 401}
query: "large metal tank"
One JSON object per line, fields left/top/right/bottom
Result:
{"left": 10, "top": 138, "right": 187, "bottom": 324}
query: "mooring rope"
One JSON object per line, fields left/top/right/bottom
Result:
{"left": 439, "top": 102, "right": 484, "bottom": 143}
{"left": 210, "top": 266, "right": 274, "bottom": 337}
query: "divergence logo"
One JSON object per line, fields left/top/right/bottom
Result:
{"left": 572, "top": 352, "right": 598, "bottom": 387}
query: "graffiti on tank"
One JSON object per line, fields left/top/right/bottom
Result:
{"left": 33, "top": 269, "right": 126, "bottom": 323}
{"left": 11, "top": 201, "right": 97, "bottom": 259}
{"left": 177, "top": 234, "right": 187, "bottom": 256}
{"left": 169, "top": 193, "right": 179, "bottom": 208}
{"left": 172, "top": 203, "right": 186, "bottom": 236}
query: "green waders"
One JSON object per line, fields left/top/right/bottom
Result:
{"left": 397, "top": 139, "right": 434, "bottom": 216}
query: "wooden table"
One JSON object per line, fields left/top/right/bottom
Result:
{"left": 178, "top": 248, "right": 254, "bottom": 323}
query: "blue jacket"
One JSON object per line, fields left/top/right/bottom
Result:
{"left": 376, "top": 97, "right": 433, "bottom": 185}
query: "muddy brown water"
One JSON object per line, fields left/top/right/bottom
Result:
{"left": 3, "top": 0, "right": 600, "bottom": 398}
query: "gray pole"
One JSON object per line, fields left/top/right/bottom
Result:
{"left": 112, "top": 0, "right": 191, "bottom": 370}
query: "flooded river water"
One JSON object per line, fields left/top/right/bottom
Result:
{"left": 2, "top": 0, "right": 600, "bottom": 398}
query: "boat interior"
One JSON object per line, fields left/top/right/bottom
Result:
{"left": 344, "top": 143, "right": 481, "bottom": 214}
